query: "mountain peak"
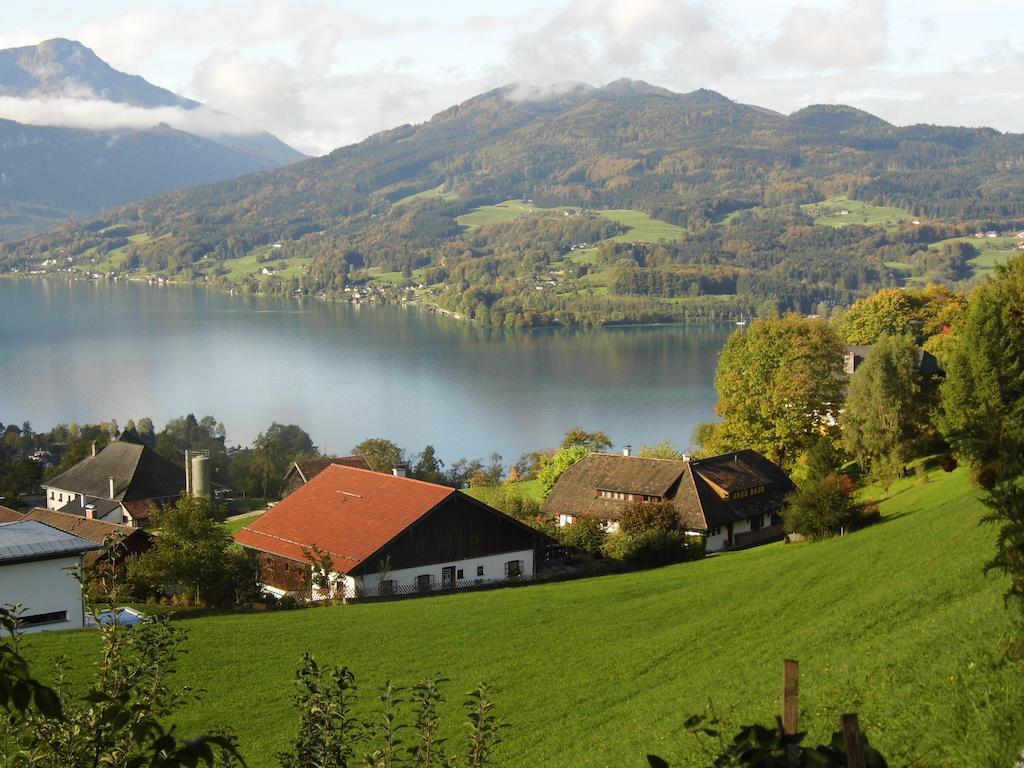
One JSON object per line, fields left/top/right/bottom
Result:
{"left": 789, "top": 103, "right": 892, "bottom": 133}
{"left": 0, "top": 38, "right": 198, "bottom": 109}
{"left": 600, "top": 78, "right": 676, "bottom": 97}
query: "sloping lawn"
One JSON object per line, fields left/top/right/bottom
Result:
{"left": 22, "top": 468, "right": 1022, "bottom": 767}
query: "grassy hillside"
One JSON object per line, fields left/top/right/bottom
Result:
{"left": 21, "top": 467, "right": 1022, "bottom": 766}
{"left": 803, "top": 196, "right": 912, "bottom": 229}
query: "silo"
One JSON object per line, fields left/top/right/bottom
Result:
{"left": 190, "top": 454, "right": 212, "bottom": 498}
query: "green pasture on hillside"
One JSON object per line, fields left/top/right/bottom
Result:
{"left": 927, "top": 235, "right": 1020, "bottom": 275}
{"left": 21, "top": 468, "right": 1023, "bottom": 767}
{"left": 214, "top": 251, "right": 313, "bottom": 280}
{"left": 598, "top": 209, "right": 685, "bottom": 242}
{"left": 456, "top": 200, "right": 684, "bottom": 244}
{"left": 803, "top": 197, "right": 912, "bottom": 229}
{"left": 393, "top": 185, "right": 460, "bottom": 206}
{"left": 464, "top": 479, "right": 544, "bottom": 505}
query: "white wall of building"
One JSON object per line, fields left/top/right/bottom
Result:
{"left": 354, "top": 548, "right": 536, "bottom": 594}
{"left": 0, "top": 555, "right": 86, "bottom": 633}
{"left": 705, "top": 519, "right": 752, "bottom": 553}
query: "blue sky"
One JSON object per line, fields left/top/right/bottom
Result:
{"left": 3, "top": 1, "right": 1023, "bottom": 154}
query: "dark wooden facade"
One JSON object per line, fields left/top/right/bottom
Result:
{"left": 351, "top": 492, "right": 541, "bottom": 577}
{"left": 257, "top": 551, "right": 311, "bottom": 594}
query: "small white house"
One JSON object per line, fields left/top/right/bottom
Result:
{"left": 42, "top": 441, "right": 184, "bottom": 527}
{"left": 0, "top": 520, "right": 100, "bottom": 634}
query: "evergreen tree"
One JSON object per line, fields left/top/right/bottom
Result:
{"left": 840, "top": 335, "right": 921, "bottom": 485}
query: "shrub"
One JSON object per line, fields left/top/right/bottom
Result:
{"left": 277, "top": 594, "right": 304, "bottom": 610}
{"left": 618, "top": 501, "right": 679, "bottom": 536}
{"left": 602, "top": 529, "right": 703, "bottom": 567}
{"left": 558, "top": 515, "right": 607, "bottom": 555}
{"left": 784, "top": 473, "right": 869, "bottom": 539}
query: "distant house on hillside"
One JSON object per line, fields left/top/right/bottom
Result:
{"left": 282, "top": 455, "right": 373, "bottom": 497}
{"left": 235, "top": 465, "right": 548, "bottom": 601}
{"left": 21, "top": 507, "right": 152, "bottom": 566}
{"left": 843, "top": 344, "right": 941, "bottom": 377}
{"left": 543, "top": 450, "right": 793, "bottom": 552}
{"left": 42, "top": 441, "right": 184, "bottom": 527}
{"left": 0, "top": 520, "right": 100, "bottom": 633}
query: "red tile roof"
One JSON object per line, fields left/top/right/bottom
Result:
{"left": 234, "top": 465, "right": 454, "bottom": 571}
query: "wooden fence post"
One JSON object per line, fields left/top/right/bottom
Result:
{"left": 841, "top": 713, "right": 866, "bottom": 768}
{"left": 782, "top": 659, "right": 799, "bottom": 735}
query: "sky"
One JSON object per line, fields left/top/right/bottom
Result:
{"left": 2, "top": 0, "right": 1023, "bottom": 156}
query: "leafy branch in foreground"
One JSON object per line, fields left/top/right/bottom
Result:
{"left": 0, "top": 603, "right": 241, "bottom": 768}
{"left": 648, "top": 708, "right": 889, "bottom": 768}
{"left": 276, "top": 657, "right": 504, "bottom": 768}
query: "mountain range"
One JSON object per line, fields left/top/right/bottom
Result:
{"left": 0, "top": 38, "right": 304, "bottom": 239}
{"left": 3, "top": 74, "right": 1023, "bottom": 325}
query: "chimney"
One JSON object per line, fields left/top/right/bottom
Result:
{"left": 91, "top": 440, "right": 97, "bottom": 457}
{"left": 392, "top": 464, "right": 408, "bottom": 478}
{"left": 108, "top": 475, "right": 115, "bottom": 499}
{"left": 84, "top": 503, "right": 95, "bottom": 520}
{"left": 622, "top": 445, "right": 632, "bottom": 457}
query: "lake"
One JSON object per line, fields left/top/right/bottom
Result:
{"left": 0, "top": 279, "right": 731, "bottom": 464}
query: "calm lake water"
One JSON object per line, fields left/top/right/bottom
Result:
{"left": 0, "top": 279, "right": 731, "bottom": 464}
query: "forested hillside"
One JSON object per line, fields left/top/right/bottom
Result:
{"left": 4, "top": 80, "right": 1024, "bottom": 325}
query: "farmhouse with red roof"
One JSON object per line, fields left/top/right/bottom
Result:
{"left": 235, "top": 465, "right": 547, "bottom": 600}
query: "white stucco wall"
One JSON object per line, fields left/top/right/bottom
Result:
{"left": 0, "top": 555, "right": 86, "bottom": 633}
{"left": 45, "top": 487, "right": 77, "bottom": 511}
{"left": 705, "top": 519, "right": 753, "bottom": 553}
{"left": 354, "top": 549, "right": 536, "bottom": 594}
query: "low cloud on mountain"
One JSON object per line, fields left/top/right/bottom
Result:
{"left": 0, "top": 95, "right": 260, "bottom": 138}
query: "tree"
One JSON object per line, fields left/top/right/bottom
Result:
{"left": 411, "top": 445, "right": 446, "bottom": 484}
{"left": 701, "top": 315, "right": 845, "bottom": 467}
{"left": 537, "top": 445, "right": 589, "bottom": 497}
{"left": 128, "top": 495, "right": 234, "bottom": 606}
{"left": 783, "top": 473, "right": 870, "bottom": 539}
{"left": 840, "top": 335, "right": 921, "bottom": 485}
{"left": 937, "top": 256, "right": 1024, "bottom": 634}
{"left": 353, "top": 438, "right": 406, "bottom": 474}
{"left": 560, "top": 427, "right": 612, "bottom": 452}
{"left": 638, "top": 439, "right": 685, "bottom": 460}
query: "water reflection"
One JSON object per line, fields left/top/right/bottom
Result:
{"left": 1, "top": 279, "right": 729, "bottom": 463}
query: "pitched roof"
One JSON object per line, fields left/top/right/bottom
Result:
{"left": 0, "top": 520, "right": 101, "bottom": 564}
{"left": 22, "top": 507, "right": 139, "bottom": 544}
{"left": 286, "top": 456, "right": 373, "bottom": 483}
{"left": 542, "top": 450, "right": 793, "bottom": 530}
{"left": 0, "top": 505, "right": 23, "bottom": 523}
{"left": 43, "top": 441, "right": 184, "bottom": 502}
{"left": 543, "top": 454, "right": 708, "bottom": 528}
{"left": 22, "top": 507, "right": 149, "bottom": 564}
{"left": 235, "top": 465, "right": 454, "bottom": 572}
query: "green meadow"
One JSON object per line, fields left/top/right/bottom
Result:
{"left": 803, "top": 197, "right": 912, "bottom": 230}
{"left": 21, "top": 467, "right": 1023, "bottom": 767}
{"left": 393, "top": 185, "right": 460, "bottom": 206}
{"left": 598, "top": 208, "right": 685, "bottom": 242}
{"left": 455, "top": 200, "right": 684, "bottom": 243}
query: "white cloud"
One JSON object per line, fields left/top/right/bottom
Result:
{"left": 193, "top": 51, "right": 305, "bottom": 135}
{"left": 770, "top": 0, "right": 889, "bottom": 69}
{"left": 77, "top": 3, "right": 420, "bottom": 74}
{"left": 0, "top": 95, "right": 259, "bottom": 138}
{"left": 493, "top": 0, "right": 739, "bottom": 90}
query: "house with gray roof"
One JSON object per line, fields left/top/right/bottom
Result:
{"left": 42, "top": 440, "right": 184, "bottom": 527}
{"left": 0, "top": 520, "right": 101, "bottom": 633}
{"left": 543, "top": 449, "right": 794, "bottom": 552}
